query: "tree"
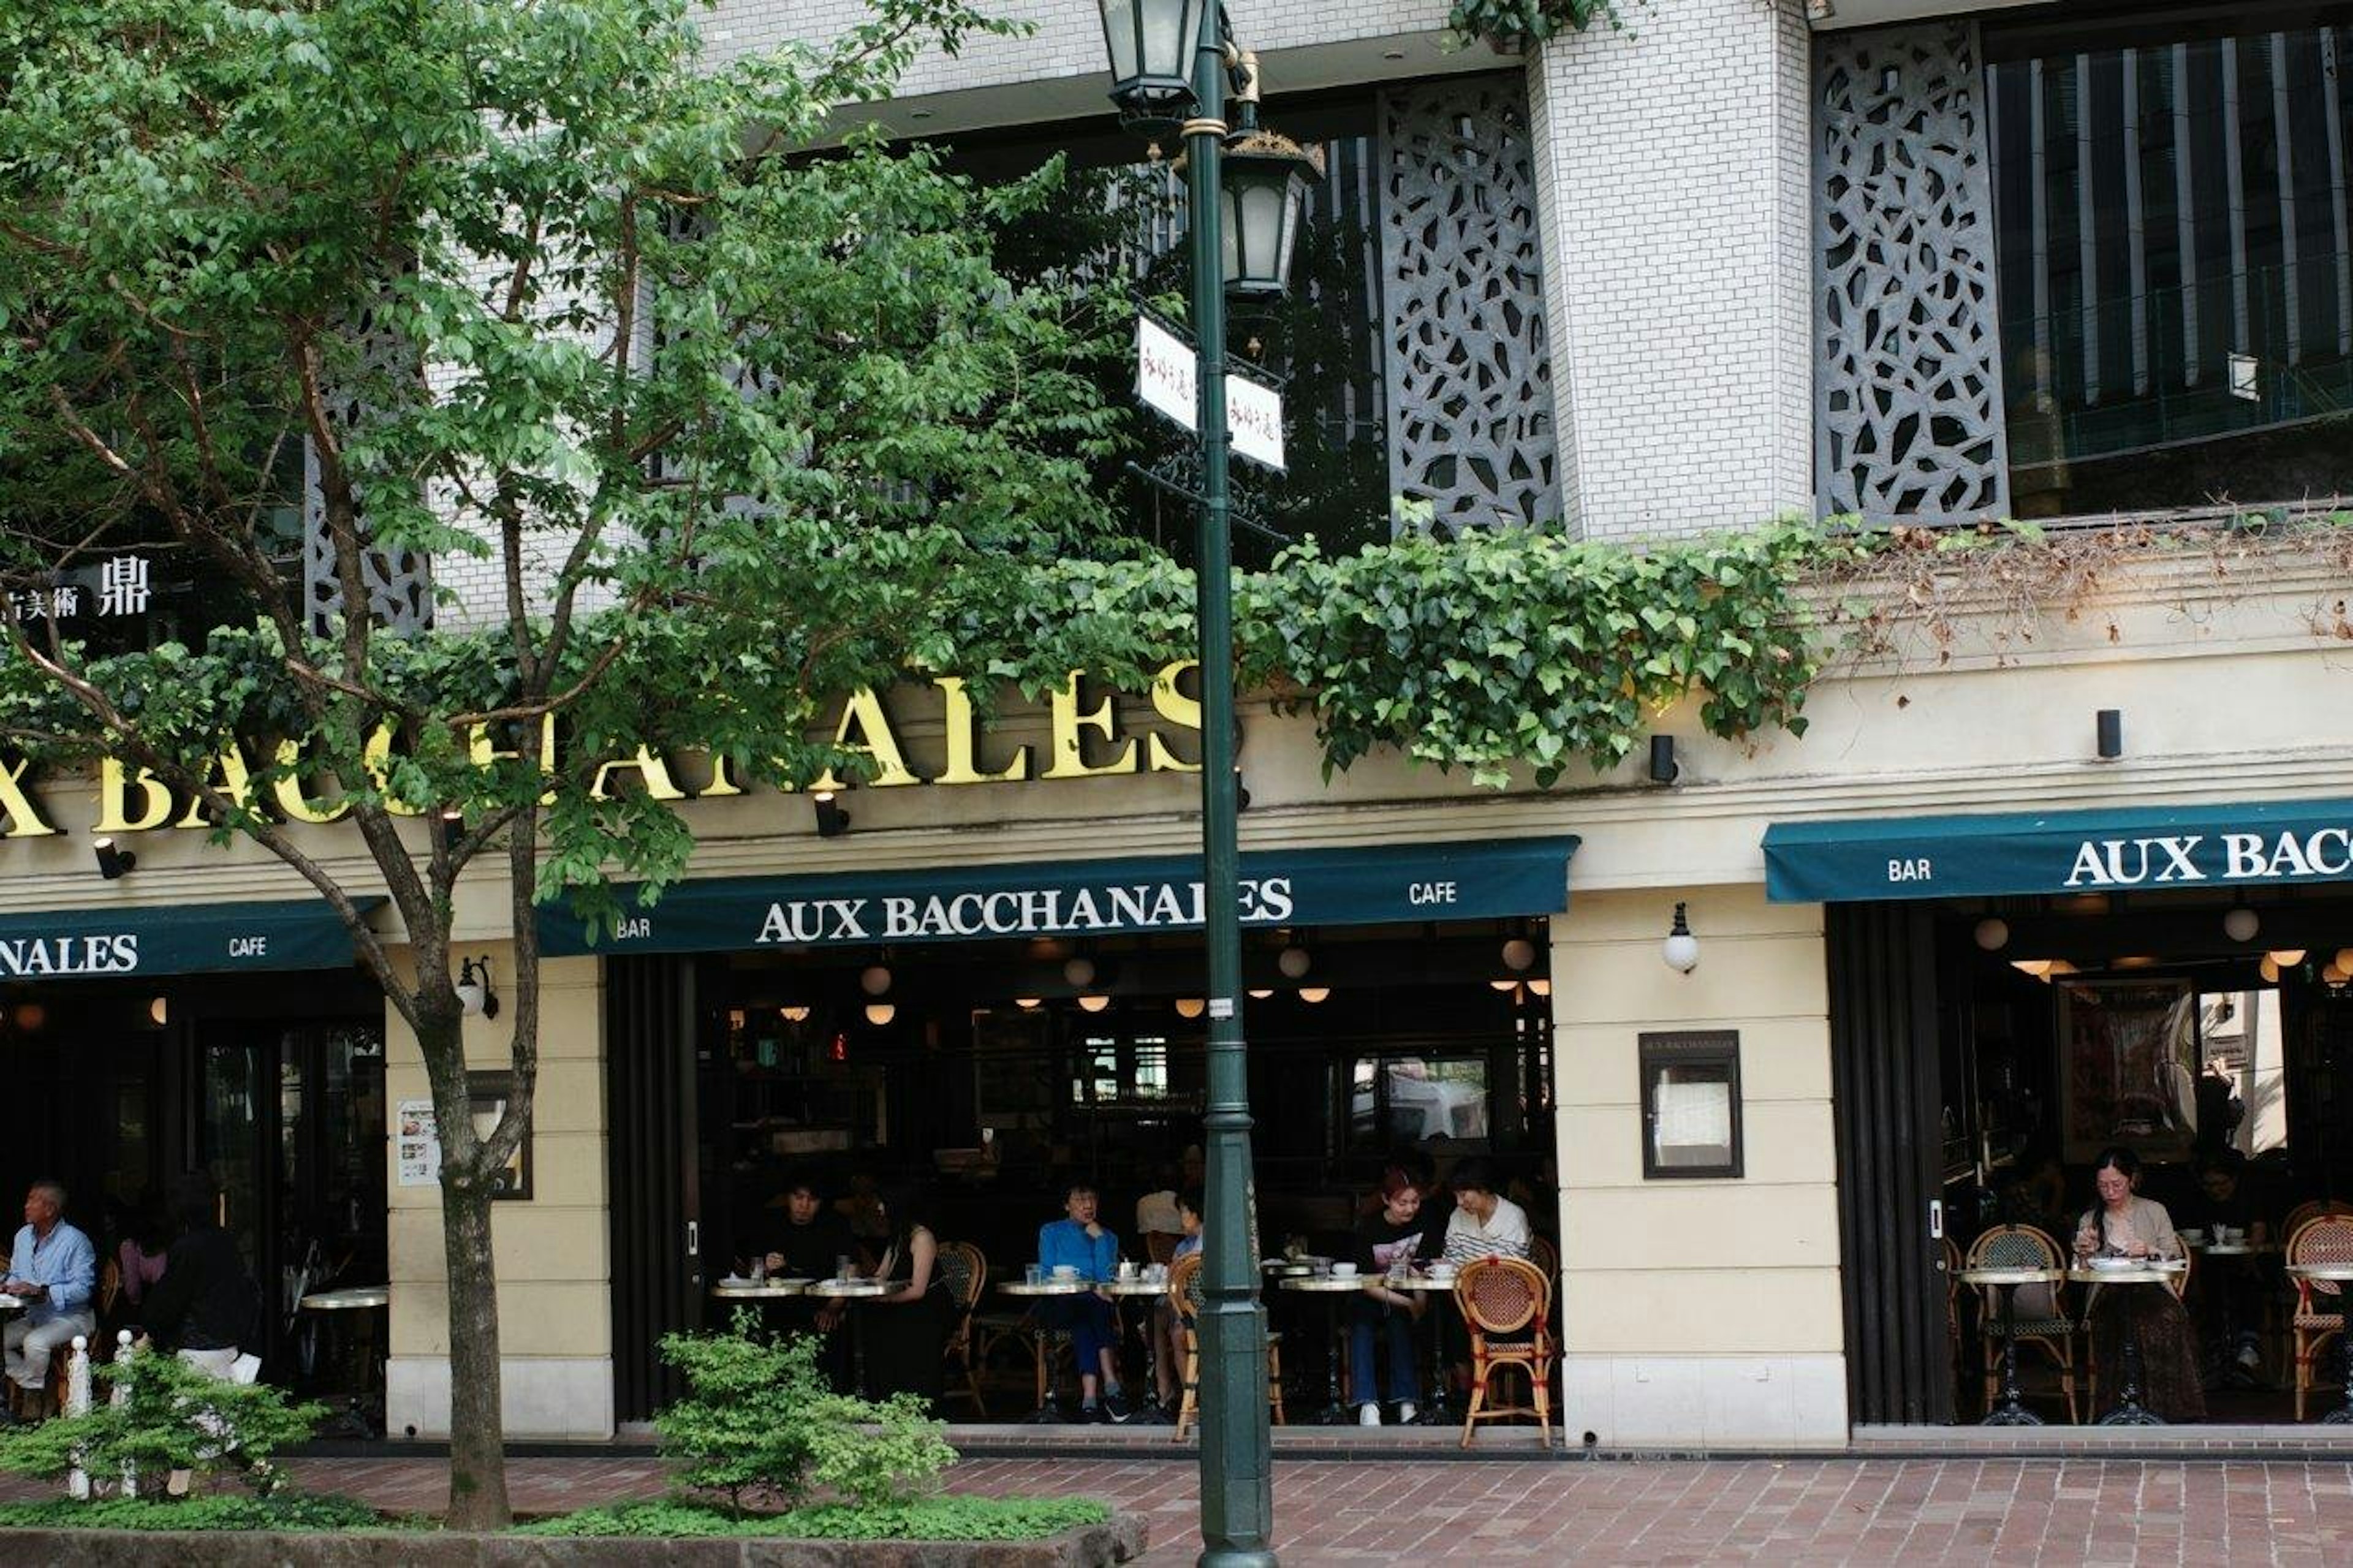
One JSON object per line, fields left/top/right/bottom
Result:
{"left": 0, "top": 0, "right": 1133, "bottom": 1527}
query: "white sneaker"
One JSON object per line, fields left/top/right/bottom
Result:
{"left": 1396, "top": 1401, "right": 1418, "bottom": 1425}
{"left": 1357, "top": 1402, "right": 1381, "bottom": 1426}
{"left": 2237, "top": 1342, "right": 2263, "bottom": 1372}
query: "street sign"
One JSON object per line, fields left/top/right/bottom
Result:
{"left": 1133, "top": 317, "right": 1287, "bottom": 474}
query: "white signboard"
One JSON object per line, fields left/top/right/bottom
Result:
{"left": 1134, "top": 317, "right": 1287, "bottom": 474}
{"left": 396, "top": 1099, "right": 440, "bottom": 1186}
{"left": 2227, "top": 353, "right": 2259, "bottom": 403}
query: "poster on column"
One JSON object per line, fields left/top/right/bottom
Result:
{"left": 396, "top": 1099, "right": 440, "bottom": 1186}
{"left": 392, "top": 1076, "right": 534, "bottom": 1199}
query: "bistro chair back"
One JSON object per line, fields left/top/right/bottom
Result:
{"left": 1166, "top": 1253, "right": 1283, "bottom": 1441}
{"left": 1963, "top": 1224, "right": 2077, "bottom": 1423}
{"left": 1455, "top": 1256, "right": 1553, "bottom": 1448}
{"left": 2283, "top": 1200, "right": 2353, "bottom": 1238}
{"left": 936, "top": 1241, "right": 988, "bottom": 1416}
{"left": 2289, "top": 1215, "right": 2353, "bottom": 1421}
{"left": 1529, "top": 1233, "right": 1559, "bottom": 1286}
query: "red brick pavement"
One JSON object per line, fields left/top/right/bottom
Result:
{"left": 6, "top": 1455, "right": 2351, "bottom": 1563}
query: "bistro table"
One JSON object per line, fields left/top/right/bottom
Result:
{"left": 1957, "top": 1264, "right": 2066, "bottom": 1425}
{"left": 298, "top": 1286, "right": 392, "bottom": 1439}
{"left": 1278, "top": 1273, "right": 1373, "bottom": 1425}
{"left": 2069, "top": 1260, "right": 2187, "bottom": 1426}
{"left": 1389, "top": 1270, "right": 1463, "bottom": 1426}
{"left": 2183, "top": 1240, "right": 2277, "bottom": 1381}
{"left": 710, "top": 1277, "right": 813, "bottom": 1300}
{"left": 806, "top": 1278, "right": 889, "bottom": 1395}
{"left": 2286, "top": 1261, "right": 2353, "bottom": 1425}
{"left": 996, "top": 1276, "right": 1096, "bottom": 1421}
{"left": 1102, "top": 1274, "right": 1175, "bottom": 1422}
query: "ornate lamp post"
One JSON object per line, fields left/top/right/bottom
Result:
{"left": 1097, "top": 4, "right": 1314, "bottom": 1563}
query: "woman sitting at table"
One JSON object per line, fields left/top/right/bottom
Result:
{"left": 860, "top": 1185, "right": 955, "bottom": 1410}
{"left": 1352, "top": 1168, "right": 1439, "bottom": 1426}
{"left": 1036, "top": 1181, "right": 1131, "bottom": 1422}
{"left": 2073, "top": 1146, "right": 2205, "bottom": 1421}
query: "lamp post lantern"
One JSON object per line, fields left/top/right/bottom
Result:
{"left": 1096, "top": 1, "right": 1305, "bottom": 1561}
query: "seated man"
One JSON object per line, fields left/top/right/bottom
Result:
{"left": 762, "top": 1171, "right": 858, "bottom": 1389}
{"left": 1036, "top": 1181, "right": 1131, "bottom": 1422}
{"left": 3, "top": 1180, "right": 98, "bottom": 1422}
{"left": 2184, "top": 1153, "right": 2269, "bottom": 1377}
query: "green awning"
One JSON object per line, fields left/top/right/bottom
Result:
{"left": 0, "top": 898, "right": 379, "bottom": 979}
{"left": 539, "top": 836, "right": 1579, "bottom": 957}
{"left": 1764, "top": 798, "right": 2353, "bottom": 903}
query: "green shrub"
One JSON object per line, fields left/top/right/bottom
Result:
{"left": 654, "top": 1309, "right": 956, "bottom": 1514}
{"left": 0, "top": 1491, "right": 378, "bottom": 1531}
{"left": 515, "top": 1495, "right": 1110, "bottom": 1539}
{"left": 0, "top": 1349, "right": 327, "bottom": 1499}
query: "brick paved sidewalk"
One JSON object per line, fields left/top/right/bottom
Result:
{"left": 7, "top": 1454, "right": 2351, "bottom": 1563}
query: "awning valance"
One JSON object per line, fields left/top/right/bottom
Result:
{"left": 0, "top": 897, "right": 379, "bottom": 979}
{"left": 538, "top": 836, "right": 1579, "bottom": 958}
{"left": 1764, "top": 798, "right": 2353, "bottom": 903}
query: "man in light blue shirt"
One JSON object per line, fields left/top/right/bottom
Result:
{"left": 4, "top": 1180, "right": 98, "bottom": 1420}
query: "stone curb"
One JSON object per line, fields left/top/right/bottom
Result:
{"left": 0, "top": 1512, "right": 1147, "bottom": 1566}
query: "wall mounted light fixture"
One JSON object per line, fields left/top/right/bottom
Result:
{"left": 813, "top": 789, "right": 852, "bottom": 838}
{"left": 1648, "top": 735, "right": 1679, "bottom": 784}
{"left": 93, "top": 837, "right": 136, "bottom": 880}
{"left": 457, "top": 956, "right": 501, "bottom": 1019}
{"left": 1662, "top": 903, "right": 1699, "bottom": 974}
{"left": 2095, "top": 709, "right": 2124, "bottom": 760}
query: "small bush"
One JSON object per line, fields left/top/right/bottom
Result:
{"left": 0, "top": 1349, "right": 327, "bottom": 1499}
{"left": 0, "top": 1491, "right": 378, "bottom": 1531}
{"left": 655, "top": 1309, "right": 955, "bottom": 1513}
{"left": 515, "top": 1495, "right": 1110, "bottom": 1539}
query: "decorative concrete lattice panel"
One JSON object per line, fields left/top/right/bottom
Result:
{"left": 1377, "top": 78, "right": 1556, "bottom": 533}
{"left": 305, "top": 301, "right": 432, "bottom": 634}
{"left": 1816, "top": 21, "right": 2009, "bottom": 521}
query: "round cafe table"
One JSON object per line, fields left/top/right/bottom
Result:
{"left": 1102, "top": 1276, "right": 1175, "bottom": 1422}
{"left": 1278, "top": 1273, "right": 1372, "bottom": 1424}
{"left": 298, "top": 1286, "right": 391, "bottom": 1439}
{"left": 2069, "top": 1260, "right": 2187, "bottom": 1425}
{"left": 808, "top": 1279, "right": 889, "bottom": 1397}
{"left": 997, "top": 1277, "right": 1095, "bottom": 1421}
{"left": 1388, "top": 1271, "right": 1463, "bottom": 1426}
{"left": 2286, "top": 1262, "right": 2353, "bottom": 1425}
{"left": 710, "top": 1277, "right": 812, "bottom": 1300}
{"left": 1957, "top": 1265, "right": 2065, "bottom": 1426}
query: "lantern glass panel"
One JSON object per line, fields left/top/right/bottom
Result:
{"left": 1139, "top": 0, "right": 1194, "bottom": 82}
{"left": 1100, "top": 0, "right": 1138, "bottom": 82}
{"left": 1237, "top": 178, "right": 1289, "bottom": 287}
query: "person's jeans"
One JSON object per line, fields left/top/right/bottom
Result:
{"left": 1035, "top": 1294, "right": 1120, "bottom": 1387}
{"left": 4, "top": 1311, "right": 96, "bottom": 1392}
{"left": 1349, "top": 1298, "right": 1418, "bottom": 1407}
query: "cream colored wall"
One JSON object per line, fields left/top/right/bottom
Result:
{"left": 1550, "top": 885, "right": 1846, "bottom": 1445}
{"left": 381, "top": 949, "right": 612, "bottom": 1440}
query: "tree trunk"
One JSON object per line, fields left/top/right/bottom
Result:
{"left": 420, "top": 1011, "right": 512, "bottom": 1529}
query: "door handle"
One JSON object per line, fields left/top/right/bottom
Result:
{"left": 1928, "top": 1199, "right": 1945, "bottom": 1246}
{"left": 686, "top": 1219, "right": 699, "bottom": 1258}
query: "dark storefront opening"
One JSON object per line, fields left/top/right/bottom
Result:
{"left": 605, "top": 920, "right": 1556, "bottom": 1421}
{"left": 1, "top": 971, "right": 387, "bottom": 1398}
{"left": 1831, "top": 888, "right": 2353, "bottom": 1427}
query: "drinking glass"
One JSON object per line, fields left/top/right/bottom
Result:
{"left": 1025, "top": 1263, "right": 1042, "bottom": 1286}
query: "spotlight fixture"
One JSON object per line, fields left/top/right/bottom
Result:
{"left": 148, "top": 995, "right": 169, "bottom": 1026}
{"left": 1501, "top": 936, "right": 1538, "bottom": 972}
{"left": 1647, "top": 735, "right": 1679, "bottom": 784}
{"left": 456, "top": 956, "right": 501, "bottom": 1019}
{"left": 2338, "top": 948, "right": 2353, "bottom": 974}
{"left": 1014, "top": 996, "right": 1043, "bottom": 1011}
{"left": 860, "top": 964, "right": 893, "bottom": 996}
{"left": 2095, "top": 709, "right": 2123, "bottom": 760}
{"left": 1488, "top": 979, "right": 1519, "bottom": 993}
{"left": 1974, "top": 917, "right": 2009, "bottom": 952}
{"left": 1173, "top": 997, "right": 1207, "bottom": 1020}
{"left": 779, "top": 1004, "right": 812, "bottom": 1024}
{"left": 1297, "top": 987, "right": 1330, "bottom": 1004}
{"left": 2268, "top": 949, "right": 2308, "bottom": 968}
{"left": 2224, "top": 906, "right": 2260, "bottom": 943}
{"left": 863, "top": 1002, "right": 896, "bottom": 1026}
{"left": 1526, "top": 977, "right": 1552, "bottom": 999}
{"left": 93, "top": 836, "right": 136, "bottom": 880}
{"left": 1077, "top": 993, "right": 1113, "bottom": 1013}
{"left": 1063, "top": 955, "right": 1098, "bottom": 988}
{"left": 1277, "top": 944, "right": 1312, "bottom": 980}
{"left": 1248, "top": 987, "right": 1274, "bottom": 1000}
{"left": 2010, "top": 959, "right": 2054, "bottom": 978}
{"left": 813, "top": 789, "right": 851, "bottom": 838}
{"left": 2259, "top": 955, "right": 2282, "bottom": 984}
{"left": 1661, "top": 903, "right": 1699, "bottom": 974}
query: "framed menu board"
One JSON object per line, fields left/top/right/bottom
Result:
{"left": 2057, "top": 978, "right": 2198, "bottom": 1163}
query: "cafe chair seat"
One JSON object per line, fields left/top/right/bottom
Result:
{"left": 1456, "top": 1256, "right": 1553, "bottom": 1449}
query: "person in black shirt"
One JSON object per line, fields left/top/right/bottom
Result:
{"left": 140, "top": 1175, "right": 260, "bottom": 1376}
{"left": 760, "top": 1171, "right": 857, "bottom": 1388}
{"left": 2186, "top": 1153, "right": 2268, "bottom": 1377}
{"left": 1349, "top": 1167, "right": 1439, "bottom": 1425}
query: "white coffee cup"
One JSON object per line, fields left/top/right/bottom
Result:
{"left": 1051, "top": 1264, "right": 1079, "bottom": 1279}
{"left": 1332, "top": 1262, "right": 1358, "bottom": 1278}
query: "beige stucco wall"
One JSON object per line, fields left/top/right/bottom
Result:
{"left": 382, "top": 948, "right": 612, "bottom": 1441}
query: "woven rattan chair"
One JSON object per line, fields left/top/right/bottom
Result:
{"left": 1455, "top": 1255, "right": 1553, "bottom": 1448}
{"left": 1965, "top": 1225, "right": 2077, "bottom": 1423}
{"left": 2283, "top": 1200, "right": 2353, "bottom": 1238}
{"left": 2289, "top": 1215, "right": 2353, "bottom": 1422}
{"left": 935, "top": 1241, "right": 988, "bottom": 1416}
{"left": 1168, "top": 1252, "right": 1283, "bottom": 1441}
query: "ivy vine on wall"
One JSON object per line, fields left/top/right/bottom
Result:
{"left": 1445, "top": 0, "right": 1622, "bottom": 53}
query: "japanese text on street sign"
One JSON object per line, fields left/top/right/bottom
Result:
{"left": 10, "top": 555, "right": 151, "bottom": 623}
{"left": 1134, "top": 317, "right": 1287, "bottom": 474}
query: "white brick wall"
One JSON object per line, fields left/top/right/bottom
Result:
{"left": 1526, "top": 0, "right": 1816, "bottom": 540}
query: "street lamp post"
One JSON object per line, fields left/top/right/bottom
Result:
{"left": 1097, "top": 4, "right": 1314, "bottom": 1563}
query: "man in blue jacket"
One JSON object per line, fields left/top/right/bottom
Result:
{"left": 3, "top": 1180, "right": 98, "bottom": 1422}
{"left": 1036, "top": 1181, "right": 1130, "bottom": 1422}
